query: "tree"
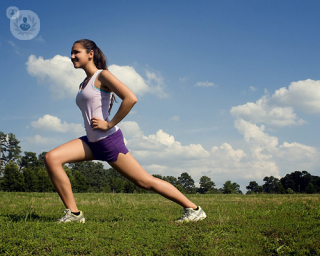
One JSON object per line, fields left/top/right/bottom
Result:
{"left": 1, "top": 161, "right": 24, "bottom": 192}
{"left": 1, "top": 132, "right": 22, "bottom": 175}
{"left": 0, "top": 131, "right": 8, "bottom": 174}
{"left": 37, "top": 167, "right": 54, "bottom": 192}
{"left": 163, "top": 176, "right": 179, "bottom": 186}
{"left": 286, "top": 188, "right": 295, "bottom": 194}
{"left": 199, "top": 176, "right": 215, "bottom": 194}
{"left": 73, "top": 170, "right": 88, "bottom": 192}
{"left": 20, "top": 151, "right": 40, "bottom": 170}
{"left": 280, "top": 171, "right": 313, "bottom": 193}
{"left": 109, "top": 177, "right": 124, "bottom": 193}
{"left": 178, "top": 172, "right": 195, "bottom": 194}
{"left": 311, "top": 176, "right": 320, "bottom": 193}
{"left": 0, "top": 133, "right": 21, "bottom": 168}
{"left": 246, "top": 181, "right": 263, "bottom": 194}
{"left": 222, "top": 180, "right": 236, "bottom": 194}
{"left": 38, "top": 152, "right": 47, "bottom": 167}
{"left": 23, "top": 167, "right": 38, "bottom": 192}
{"left": 306, "top": 183, "right": 316, "bottom": 194}
{"left": 106, "top": 168, "right": 125, "bottom": 193}
{"left": 263, "top": 176, "right": 285, "bottom": 194}
{"left": 152, "top": 174, "right": 163, "bottom": 180}
{"left": 70, "top": 162, "right": 109, "bottom": 192}
{"left": 63, "top": 165, "right": 75, "bottom": 187}
{"left": 222, "top": 181, "right": 242, "bottom": 194}
{"left": 233, "top": 182, "right": 243, "bottom": 194}
{"left": 123, "top": 179, "right": 144, "bottom": 193}
{"left": 175, "top": 184, "right": 186, "bottom": 194}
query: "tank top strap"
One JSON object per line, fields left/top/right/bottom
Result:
{"left": 93, "top": 69, "right": 103, "bottom": 80}
{"left": 90, "top": 69, "right": 104, "bottom": 91}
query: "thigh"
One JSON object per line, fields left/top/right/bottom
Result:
{"left": 48, "top": 138, "right": 95, "bottom": 164}
{"left": 108, "top": 153, "right": 152, "bottom": 182}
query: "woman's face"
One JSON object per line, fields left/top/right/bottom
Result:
{"left": 71, "top": 43, "right": 92, "bottom": 69}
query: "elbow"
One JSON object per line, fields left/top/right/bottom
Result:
{"left": 123, "top": 93, "right": 137, "bottom": 106}
{"left": 131, "top": 95, "right": 138, "bottom": 105}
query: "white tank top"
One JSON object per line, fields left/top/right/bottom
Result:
{"left": 76, "top": 69, "right": 118, "bottom": 142}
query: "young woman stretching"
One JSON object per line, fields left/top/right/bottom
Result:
{"left": 45, "top": 39, "right": 206, "bottom": 223}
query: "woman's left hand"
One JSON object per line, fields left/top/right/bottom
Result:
{"left": 91, "top": 117, "right": 110, "bottom": 131}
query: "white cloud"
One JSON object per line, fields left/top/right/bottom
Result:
{"left": 116, "top": 120, "right": 320, "bottom": 187}
{"left": 211, "top": 143, "right": 246, "bottom": 162}
{"left": 271, "top": 79, "right": 320, "bottom": 114}
{"left": 224, "top": 79, "right": 320, "bottom": 184}
{"left": 31, "top": 114, "right": 84, "bottom": 136}
{"left": 108, "top": 65, "right": 149, "bottom": 96}
{"left": 120, "top": 122, "right": 210, "bottom": 164}
{"left": 231, "top": 79, "right": 320, "bottom": 127}
{"left": 115, "top": 118, "right": 319, "bottom": 189}
{"left": 27, "top": 135, "right": 53, "bottom": 145}
{"left": 145, "top": 70, "right": 169, "bottom": 98}
{"left": 26, "top": 55, "right": 84, "bottom": 99}
{"left": 231, "top": 93, "right": 305, "bottom": 127}
{"left": 232, "top": 119, "right": 320, "bottom": 179}
{"left": 249, "top": 86, "right": 257, "bottom": 91}
{"left": 118, "top": 121, "right": 143, "bottom": 138}
{"left": 234, "top": 119, "right": 279, "bottom": 150}
{"left": 108, "top": 65, "right": 168, "bottom": 98}
{"left": 26, "top": 55, "right": 168, "bottom": 99}
{"left": 195, "top": 81, "right": 215, "bottom": 87}
{"left": 278, "top": 142, "right": 317, "bottom": 163}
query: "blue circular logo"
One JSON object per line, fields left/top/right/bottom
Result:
{"left": 10, "top": 10, "right": 40, "bottom": 40}
{"left": 6, "top": 6, "right": 19, "bottom": 20}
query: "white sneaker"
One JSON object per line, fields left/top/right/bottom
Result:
{"left": 176, "top": 206, "right": 207, "bottom": 223}
{"left": 57, "top": 209, "right": 85, "bottom": 223}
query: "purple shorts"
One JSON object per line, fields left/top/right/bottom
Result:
{"left": 79, "top": 129, "right": 129, "bottom": 162}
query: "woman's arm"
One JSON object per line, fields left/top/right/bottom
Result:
{"left": 91, "top": 70, "right": 137, "bottom": 131}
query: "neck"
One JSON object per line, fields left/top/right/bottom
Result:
{"left": 83, "top": 63, "right": 99, "bottom": 78}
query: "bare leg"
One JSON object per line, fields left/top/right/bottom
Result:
{"left": 45, "top": 139, "right": 94, "bottom": 212}
{"left": 109, "top": 153, "right": 197, "bottom": 209}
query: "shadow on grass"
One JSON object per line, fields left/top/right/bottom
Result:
{"left": 2, "top": 213, "right": 54, "bottom": 222}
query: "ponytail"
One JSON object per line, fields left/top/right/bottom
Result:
{"left": 74, "top": 39, "right": 107, "bottom": 70}
{"left": 74, "top": 39, "right": 116, "bottom": 114}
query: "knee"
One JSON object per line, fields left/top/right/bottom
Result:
{"left": 44, "top": 150, "right": 61, "bottom": 168}
{"left": 135, "top": 176, "right": 157, "bottom": 190}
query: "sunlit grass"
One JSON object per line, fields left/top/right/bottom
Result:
{"left": 0, "top": 192, "right": 319, "bottom": 255}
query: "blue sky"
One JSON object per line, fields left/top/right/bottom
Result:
{"left": 1, "top": 0, "right": 320, "bottom": 191}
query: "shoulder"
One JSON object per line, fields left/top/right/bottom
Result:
{"left": 97, "top": 69, "right": 124, "bottom": 88}
{"left": 96, "top": 69, "right": 120, "bottom": 92}
{"left": 99, "top": 70, "right": 114, "bottom": 81}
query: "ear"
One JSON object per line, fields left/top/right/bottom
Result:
{"left": 88, "top": 50, "right": 94, "bottom": 59}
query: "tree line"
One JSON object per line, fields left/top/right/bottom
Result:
{"left": 1, "top": 131, "right": 319, "bottom": 194}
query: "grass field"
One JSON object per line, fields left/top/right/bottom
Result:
{"left": 0, "top": 192, "right": 319, "bottom": 255}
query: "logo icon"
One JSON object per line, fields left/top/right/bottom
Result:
{"left": 6, "top": 6, "right": 19, "bottom": 19}
{"left": 10, "top": 10, "right": 40, "bottom": 40}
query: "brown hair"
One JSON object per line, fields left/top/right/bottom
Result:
{"left": 74, "top": 39, "right": 115, "bottom": 113}
{"left": 74, "top": 39, "right": 107, "bottom": 70}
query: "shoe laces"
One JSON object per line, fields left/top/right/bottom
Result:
{"left": 179, "top": 208, "right": 193, "bottom": 220}
{"left": 59, "top": 209, "right": 71, "bottom": 221}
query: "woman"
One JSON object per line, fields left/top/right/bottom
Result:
{"left": 45, "top": 39, "right": 206, "bottom": 223}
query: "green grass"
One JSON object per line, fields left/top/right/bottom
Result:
{"left": 0, "top": 192, "right": 319, "bottom": 255}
